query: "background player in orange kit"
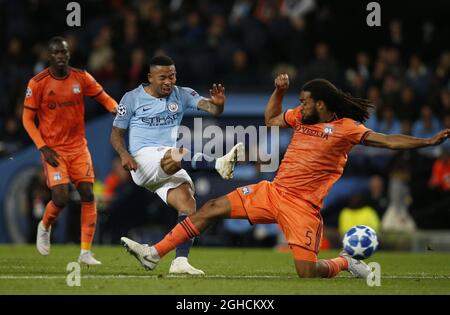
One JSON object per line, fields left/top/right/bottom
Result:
{"left": 120, "top": 74, "right": 450, "bottom": 278}
{"left": 22, "top": 36, "right": 118, "bottom": 265}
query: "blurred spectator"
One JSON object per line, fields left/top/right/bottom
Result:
{"left": 435, "top": 51, "right": 450, "bottom": 87}
{"left": 368, "top": 175, "right": 388, "bottom": 217}
{"left": 338, "top": 193, "right": 381, "bottom": 236}
{"left": 429, "top": 148, "right": 450, "bottom": 192}
{"left": 413, "top": 147, "right": 450, "bottom": 229}
{"left": 304, "top": 42, "right": 340, "bottom": 84}
{"left": 412, "top": 105, "right": 442, "bottom": 158}
{"left": 104, "top": 157, "right": 132, "bottom": 204}
{"left": 381, "top": 153, "right": 416, "bottom": 233}
{"left": 88, "top": 25, "right": 114, "bottom": 76}
{"left": 0, "top": 117, "right": 25, "bottom": 157}
{"left": 397, "top": 86, "right": 419, "bottom": 121}
{"left": 406, "top": 54, "right": 433, "bottom": 103}
{"left": 436, "top": 88, "right": 450, "bottom": 116}
{"left": 377, "top": 106, "right": 402, "bottom": 135}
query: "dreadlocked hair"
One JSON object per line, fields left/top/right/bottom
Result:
{"left": 302, "top": 79, "right": 374, "bottom": 123}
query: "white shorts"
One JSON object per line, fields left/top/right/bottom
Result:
{"left": 130, "top": 146, "right": 194, "bottom": 204}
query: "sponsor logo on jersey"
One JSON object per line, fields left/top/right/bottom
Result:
{"left": 295, "top": 124, "right": 331, "bottom": 140}
{"left": 141, "top": 113, "right": 178, "bottom": 126}
{"left": 242, "top": 187, "right": 252, "bottom": 195}
{"left": 53, "top": 172, "right": 62, "bottom": 181}
{"left": 167, "top": 102, "right": 179, "bottom": 113}
{"left": 48, "top": 101, "right": 79, "bottom": 110}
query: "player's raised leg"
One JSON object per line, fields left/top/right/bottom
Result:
{"left": 76, "top": 182, "right": 101, "bottom": 265}
{"left": 36, "top": 184, "right": 68, "bottom": 256}
{"left": 121, "top": 195, "right": 232, "bottom": 271}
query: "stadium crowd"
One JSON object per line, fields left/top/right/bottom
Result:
{"left": 1, "top": 0, "right": 449, "bottom": 245}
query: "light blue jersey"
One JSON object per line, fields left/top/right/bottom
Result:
{"left": 113, "top": 84, "right": 204, "bottom": 155}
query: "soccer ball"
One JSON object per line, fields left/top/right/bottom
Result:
{"left": 343, "top": 225, "right": 378, "bottom": 260}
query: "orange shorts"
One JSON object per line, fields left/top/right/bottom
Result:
{"left": 42, "top": 147, "right": 95, "bottom": 188}
{"left": 227, "top": 180, "right": 323, "bottom": 262}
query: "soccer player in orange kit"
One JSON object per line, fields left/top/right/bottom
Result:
{"left": 22, "top": 36, "right": 118, "bottom": 265}
{"left": 121, "top": 74, "right": 450, "bottom": 278}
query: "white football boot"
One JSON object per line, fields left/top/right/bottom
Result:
{"left": 78, "top": 251, "right": 102, "bottom": 265}
{"left": 169, "top": 257, "right": 205, "bottom": 275}
{"left": 215, "top": 142, "right": 244, "bottom": 180}
{"left": 36, "top": 220, "right": 51, "bottom": 256}
{"left": 340, "top": 250, "right": 372, "bottom": 278}
{"left": 121, "top": 237, "right": 160, "bottom": 271}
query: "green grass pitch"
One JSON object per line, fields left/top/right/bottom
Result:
{"left": 0, "top": 245, "right": 449, "bottom": 294}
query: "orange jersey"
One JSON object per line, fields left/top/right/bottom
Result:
{"left": 24, "top": 67, "right": 115, "bottom": 153}
{"left": 273, "top": 106, "right": 372, "bottom": 208}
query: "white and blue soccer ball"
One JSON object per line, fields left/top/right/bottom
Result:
{"left": 343, "top": 225, "right": 378, "bottom": 260}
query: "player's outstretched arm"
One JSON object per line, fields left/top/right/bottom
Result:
{"left": 265, "top": 74, "right": 290, "bottom": 128}
{"left": 197, "top": 83, "right": 225, "bottom": 116}
{"left": 110, "top": 126, "right": 137, "bottom": 171}
{"left": 363, "top": 129, "right": 450, "bottom": 150}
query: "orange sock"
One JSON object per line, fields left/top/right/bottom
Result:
{"left": 154, "top": 217, "right": 200, "bottom": 257}
{"left": 323, "top": 256, "right": 348, "bottom": 278}
{"left": 81, "top": 201, "right": 97, "bottom": 251}
{"left": 42, "top": 201, "right": 63, "bottom": 230}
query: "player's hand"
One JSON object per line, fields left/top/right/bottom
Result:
{"left": 428, "top": 129, "right": 450, "bottom": 146}
{"left": 120, "top": 152, "right": 138, "bottom": 172}
{"left": 209, "top": 83, "right": 225, "bottom": 107}
{"left": 274, "top": 74, "right": 289, "bottom": 93}
{"left": 40, "top": 146, "right": 60, "bottom": 167}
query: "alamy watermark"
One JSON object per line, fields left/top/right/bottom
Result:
{"left": 66, "top": 262, "right": 81, "bottom": 287}
{"left": 366, "top": 262, "right": 381, "bottom": 287}
{"left": 366, "top": 2, "right": 381, "bottom": 27}
{"left": 66, "top": 2, "right": 81, "bottom": 27}
{"left": 174, "top": 118, "right": 281, "bottom": 172}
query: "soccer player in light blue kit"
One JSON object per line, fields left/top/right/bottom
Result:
{"left": 111, "top": 55, "right": 243, "bottom": 274}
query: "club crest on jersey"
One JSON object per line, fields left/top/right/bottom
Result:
{"left": 26, "top": 87, "right": 32, "bottom": 98}
{"left": 323, "top": 125, "right": 334, "bottom": 136}
{"left": 242, "top": 187, "right": 252, "bottom": 195}
{"left": 53, "top": 172, "right": 62, "bottom": 181}
{"left": 72, "top": 84, "right": 81, "bottom": 94}
{"left": 167, "top": 102, "right": 179, "bottom": 113}
{"left": 118, "top": 104, "right": 127, "bottom": 116}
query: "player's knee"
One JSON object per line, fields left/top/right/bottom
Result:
{"left": 202, "top": 198, "right": 228, "bottom": 219}
{"left": 160, "top": 150, "right": 183, "bottom": 175}
{"left": 52, "top": 191, "right": 69, "bottom": 208}
{"left": 177, "top": 194, "right": 196, "bottom": 215}
{"left": 77, "top": 183, "right": 95, "bottom": 202}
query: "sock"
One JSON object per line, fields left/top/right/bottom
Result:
{"left": 175, "top": 215, "right": 194, "bottom": 258}
{"left": 180, "top": 152, "right": 216, "bottom": 171}
{"left": 81, "top": 201, "right": 97, "bottom": 251}
{"left": 154, "top": 217, "right": 200, "bottom": 257}
{"left": 322, "top": 256, "right": 349, "bottom": 278}
{"left": 42, "top": 201, "right": 63, "bottom": 230}
{"left": 80, "top": 249, "right": 90, "bottom": 255}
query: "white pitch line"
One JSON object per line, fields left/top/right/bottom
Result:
{"left": 0, "top": 274, "right": 449, "bottom": 280}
